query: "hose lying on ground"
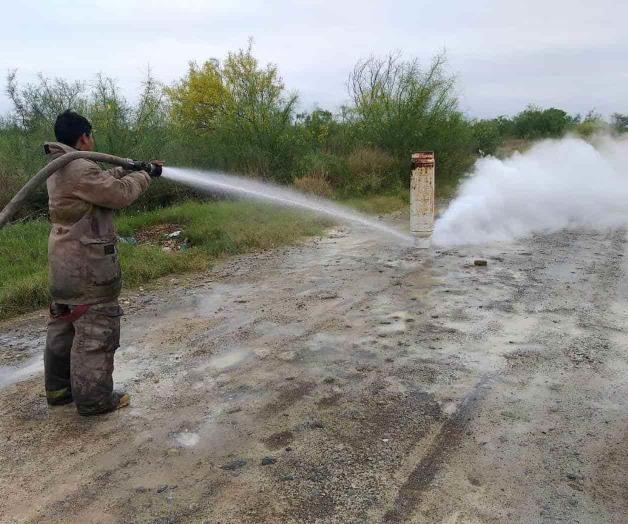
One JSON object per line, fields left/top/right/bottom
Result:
{"left": 0, "top": 152, "right": 146, "bottom": 230}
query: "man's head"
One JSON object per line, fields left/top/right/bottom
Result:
{"left": 54, "top": 110, "right": 94, "bottom": 151}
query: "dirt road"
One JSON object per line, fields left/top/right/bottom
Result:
{"left": 1, "top": 216, "right": 626, "bottom": 523}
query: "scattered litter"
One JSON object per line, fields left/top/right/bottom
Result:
{"left": 134, "top": 223, "right": 189, "bottom": 252}
{"left": 474, "top": 259, "right": 488, "bottom": 266}
{"left": 261, "top": 457, "right": 277, "bottom": 466}
{"left": 117, "top": 236, "right": 137, "bottom": 245}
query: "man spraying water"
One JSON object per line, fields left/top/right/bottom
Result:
{"left": 0, "top": 108, "right": 414, "bottom": 418}
{"left": 44, "top": 110, "right": 163, "bottom": 416}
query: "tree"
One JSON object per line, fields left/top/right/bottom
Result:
{"left": 295, "top": 108, "right": 338, "bottom": 149}
{"left": 611, "top": 113, "right": 628, "bottom": 134}
{"left": 346, "top": 51, "right": 474, "bottom": 186}
{"left": 347, "top": 52, "right": 459, "bottom": 155}
{"left": 165, "top": 40, "right": 298, "bottom": 178}
{"left": 572, "top": 110, "right": 606, "bottom": 138}
{"left": 6, "top": 71, "right": 87, "bottom": 131}
{"left": 166, "top": 40, "right": 296, "bottom": 137}
{"left": 511, "top": 106, "right": 576, "bottom": 139}
{"left": 471, "top": 119, "right": 502, "bottom": 155}
{"left": 165, "top": 60, "right": 231, "bottom": 132}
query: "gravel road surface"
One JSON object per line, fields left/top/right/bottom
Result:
{"left": 1, "top": 218, "right": 626, "bottom": 523}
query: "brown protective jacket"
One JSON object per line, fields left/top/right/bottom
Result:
{"left": 45, "top": 142, "right": 151, "bottom": 305}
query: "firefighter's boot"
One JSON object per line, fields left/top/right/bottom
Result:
{"left": 77, "top": 390, "right": 130, "bottom": 416}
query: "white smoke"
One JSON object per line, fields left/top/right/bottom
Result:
{"left": 433, "top": 135, "right": 628, "bottom": 246}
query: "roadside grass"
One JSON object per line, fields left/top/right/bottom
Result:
{"left": 0, "top": 200, "right": 333, "bottom": 320}
{"left": 0, "top": 221, "right": 51, "bottom": 320}
{"left": 341, "top": 194, "right": 408, "bottom": 215}
{"left": 0, "top": 193, "right": 408, "bottom": 321}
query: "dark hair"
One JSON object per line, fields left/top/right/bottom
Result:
{"left": 54, "top": 110, "right": 92, "bottom": 147}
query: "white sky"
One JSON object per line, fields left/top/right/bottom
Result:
{"left": 2, "top": 0, "right": 627, "bottom": 118}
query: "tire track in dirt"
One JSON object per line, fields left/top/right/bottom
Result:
{"left": 383, "top": 374, "right": 494, "bottom": 523}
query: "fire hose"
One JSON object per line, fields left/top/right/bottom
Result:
{"left": 0, "top": 151, "right": 162, "bottom": 230}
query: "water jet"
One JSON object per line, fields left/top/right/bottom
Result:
{"left": 0, "top": 152, "right": 415, "bottom": 245}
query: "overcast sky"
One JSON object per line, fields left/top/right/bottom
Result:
{"left": 2, "top": 0, "right": 627, "bottom": 118}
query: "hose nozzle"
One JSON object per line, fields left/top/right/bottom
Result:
{"left": 129, "top": 160, "right": 162, "bottom": 178}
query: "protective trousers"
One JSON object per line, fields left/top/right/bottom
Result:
{"left": 44, "top": 301, "right": 123, "bottom": 415}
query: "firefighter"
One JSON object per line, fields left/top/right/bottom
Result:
{"left": 44, "top": 110, "right": 162, "bottom": 415}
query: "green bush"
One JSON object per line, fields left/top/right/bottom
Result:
{"left": 346, "top": 147, "right": 398, "bottom": 193}
{"left": 511, "top": 106, "right": 577, "bottom": 140}
{"left": 611, "top": 113, "right": 628, "bottom": 134}
{"left": 471, "top": 119, "right": 503, "bottom": 156}
{"left": 2, "top": 47, "right": 481, "bottom": 213}
{"left": 293, "top": 172, "right": 334, "bottom": 197}
{"left": 346, "top": 52, "right": 476, "bottom": 190}
{"left": 571, "top": 111, "right": 607, "bottom": 138}
{"left": 296, "top": 151, "right": 349, "bottom": 187}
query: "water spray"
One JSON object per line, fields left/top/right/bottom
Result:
{"left": 162, "top": 167, "right": 415, "bottom": 244}
{"left": 0, "top": 151, "right": 414, "bottom": 245}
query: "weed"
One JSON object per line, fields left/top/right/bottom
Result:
{"left": 294, "top": 172, "right": 333, "bottom": 197}
{"left": 346, "top": 148, "right": 398, "bottom": 193}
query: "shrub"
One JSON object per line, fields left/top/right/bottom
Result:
{"left": 346, "top": 147, "right": 397, "bottom": 193}
{"left": 347, "top": 52, "right": 475, "bottom": 188}
{"left": 296, "top": 151, "right": 349, "bottom": 188}
{"left": 572, "top": 111, "right": 607, "bottom": 138}
{"left": 165, "top": 40, "right": 299, "bottom": 182}
{"left": 0, "top": 165, "right": 23, "bottom": 210}
{"left": 293, "top": 172, "right": 333, "bottom": 197}
{"left": 611, "top": 113, "right": 628, "bottom": 134}
{"left": 511, "top": 106, "right": 577, "bottom": 139}
{"left": 471, "top": 119, "right": 503, "bottom": 156}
